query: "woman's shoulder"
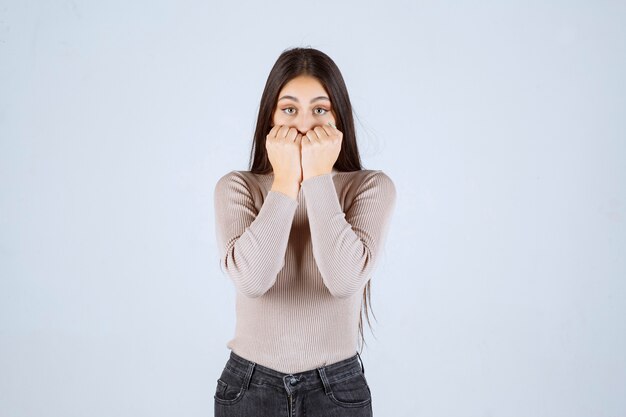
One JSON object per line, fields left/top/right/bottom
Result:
{"left": 359, "top": 168, "right": 393, "bottom": 180}
{"left": 341, "top": 168, "right": 394, "bottom": 187}
{"left": 215, "top": 170, "right": 243, "bottom": 187}
{"left": 214, "top": 170, "right": 273, "bottom": 200}
{"left": 215, "top": 170, "right": 259, "bottom": 194}
{"left": 331, "top": 169, "right": 395, "bottom": 203}
{"left": 216, "top": 170, "right": 268, "bottom": 184}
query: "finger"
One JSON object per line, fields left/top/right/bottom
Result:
{"left": 319, "top": 124, "right": 332, "bottom": 137}
{"left": 324, "top": 121, "right": 338, "bottom": 136}
{"left": 314, "top": 125, "right": 329, "bottom": 140}
{"left": 305, "top": 129, "right": 319, "bottom": 144}
{"left": 277, "top": 125, "right": 291, "bottom": 140}
{"left": 267, "top": 124, "right": 279, "bottom": 139}
{"left": 286, "top": 127, "right": 299, "bottom": 142}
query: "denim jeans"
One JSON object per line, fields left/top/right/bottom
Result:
{"left": 214, "top": 350, "right": 373, "bottom": 417}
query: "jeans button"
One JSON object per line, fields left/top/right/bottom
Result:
{"left": 289, "top": 377, "right": 298, "bottom": 385}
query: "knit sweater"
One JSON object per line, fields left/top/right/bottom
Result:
{"left": 213, "top": 167, "right": 396, "bottom": 373}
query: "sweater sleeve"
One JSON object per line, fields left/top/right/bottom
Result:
{"left": 214, "top": 171, "right": 299, "bottom": 298}
{"left": 300, "top": 170, "right": 397, "bottom": 299}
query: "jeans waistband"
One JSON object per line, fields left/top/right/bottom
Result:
{"left": 224, "top": 350, "right": 366, "bottom": 393}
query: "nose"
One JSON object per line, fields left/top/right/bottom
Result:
{"left": 291, "top": 113, "right": 317, "bottom": 135}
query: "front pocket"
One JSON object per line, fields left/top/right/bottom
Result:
{"left": 214, "top": 367, "right": 247, "bottom": 405}
{"left": 215, "top": 379, "right": 227, "bottom": 397}
{"left": 328, "top": 371, "right": 372, "bottom": 408}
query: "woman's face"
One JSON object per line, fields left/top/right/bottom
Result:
{"left": 272, "top": 75, "right": 337, "bottom": 135}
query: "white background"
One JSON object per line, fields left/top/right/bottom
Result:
{"left": 1, "top": 1, "right": 624, "bottom": 416}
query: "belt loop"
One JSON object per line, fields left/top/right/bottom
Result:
{"left": 317, "top": 366, "right": 332, "bottom": 395}
{"left": 356, "top": 351, "right": 365, "bottom": 374}
{"left": 243, "top": 361, "right": 256, "bottom": 389}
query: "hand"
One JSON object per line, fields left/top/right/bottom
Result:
{"left": 266, "top": 125, "right": 303, "bottom": 186}
{"left": 301, "top": 122, "right": 342, "bottom": 181}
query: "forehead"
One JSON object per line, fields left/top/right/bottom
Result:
{"left": 278, "top": 75, "right": 328, "bottom": 96}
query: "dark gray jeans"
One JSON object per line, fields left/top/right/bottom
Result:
{"left": 214, "top": 350, "right": 373, "bottom": 417}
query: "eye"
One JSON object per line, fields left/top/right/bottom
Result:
{"left": 281, "top": 107, "right": 330, "bottom": 116}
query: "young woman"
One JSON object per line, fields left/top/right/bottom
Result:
{"left": 213, "top": 47, "right": 396, "bottom": 417}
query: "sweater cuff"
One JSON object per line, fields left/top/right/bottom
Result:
{"left": 265, "top": 189, "right": 299, "bottom": 212}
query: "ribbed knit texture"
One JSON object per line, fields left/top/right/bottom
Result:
{"left": 213, "top": 167, "right": 396, "bottom": 374}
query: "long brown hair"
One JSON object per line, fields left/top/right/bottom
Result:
{"left": 248, "top": 46, "right": 376, "bottom": 353}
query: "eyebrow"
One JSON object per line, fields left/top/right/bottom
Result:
{"left": 278, "top": 95, "right": 330, "bottom": 103}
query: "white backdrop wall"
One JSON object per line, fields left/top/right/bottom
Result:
{"left": 1, "top": 1, "right": 624, "bottom": 416}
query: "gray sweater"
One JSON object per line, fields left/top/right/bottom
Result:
{"left": 214, "top": 167, "right": 396, "bottom": 373}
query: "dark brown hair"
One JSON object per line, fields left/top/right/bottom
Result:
{"left": 248, "top": 46, "right": 376, "bottom": 353}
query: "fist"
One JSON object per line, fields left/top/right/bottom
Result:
{"left": 301, "top": 122, "right": 342, "bottom": 181}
